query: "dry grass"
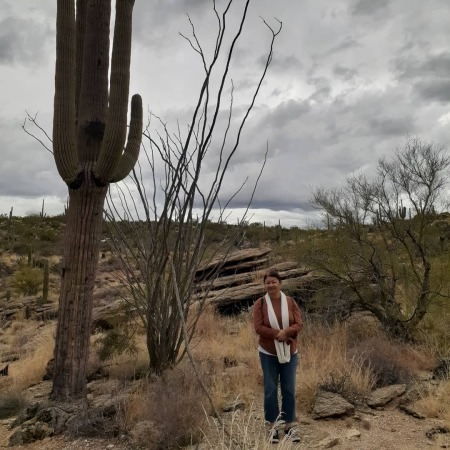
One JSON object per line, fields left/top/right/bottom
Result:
{"left": 191, "top": 309, "right": 436, "bottom": 418}
{"left": 203, "top": 406, "right": 302, "bottom": 450}
{"left": 0, "top": 321, "right": 55, "bottom": 395}
{"left": 348, "top": 334, "right": 434, "bottom": 388}
{"left": 90, "top": 330, "right": 148, "bottom": 381}
{"left": 192, "top": 308, "right": 260, "bottom": 409}
{"left": 118, "top": 360, "right": 208, "bottom": 449}
{"left": 414, "top": 379, "right": 450, "bottom": 426}
{"left": 1, "top": 304, "right": 449, "bottom": 447}
{"left": 0, "top": 321, "right": 55, "bottom": 418}
{"left": 296, "top": 320, "right": 376, "bottom": 411}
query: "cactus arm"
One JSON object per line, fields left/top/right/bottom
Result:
{"left": 111, "top": 94, "right": 143, "bottom": 183}
{"left": 53, "top": 0, "right": 83, "bottom": 188}
{"left": 93, "top": 0, "right": 135, "bottom": 186}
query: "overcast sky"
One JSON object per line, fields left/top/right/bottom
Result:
{"left": 1, "top": 0, "right": 450, "bottom": 227}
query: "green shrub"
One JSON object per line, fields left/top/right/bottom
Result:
{"left": 96, "top": 327, "right": 137, "bottom": 362}
{"left": 37, "top": 227, "right": 58, "bottom": 243}
{"left": 11, "top": 266, "right": 43, "bottom": 296}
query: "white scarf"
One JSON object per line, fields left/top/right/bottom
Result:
{"left": 265, "top": 291, "right": 291, "bottom": 364}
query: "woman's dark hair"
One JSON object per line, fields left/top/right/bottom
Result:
{"left": 263, "top": 269, "right": 282, "bottom": 282}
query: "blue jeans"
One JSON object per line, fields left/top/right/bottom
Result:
{"left": 259, "top": 352, "right": 298, "bottom": 423}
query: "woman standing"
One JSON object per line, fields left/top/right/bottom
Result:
{"left": 253, "top": 269, "right": 303, "bottom": 443}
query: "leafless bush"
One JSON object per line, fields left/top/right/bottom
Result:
{"left": 106, "top": 1, "right": 280, "bottom": 375}
{"left": 319, "top": 369, "right": 369, "bottom": 404}
{"left": 120, "top": 361, "right": 208, "bottom": 448}
{"left": 349, "top": 335, "right": 432, "bottom": 387}
{"left": 0, "top": 391, "right": 28, "bottom": 419}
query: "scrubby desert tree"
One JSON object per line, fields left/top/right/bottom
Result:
{"left": 105, "top": 1, "right": 280, "bottom": 374}
{"left": 308, "top": 138, "right": 450, "bottom": 339}
{"left": 51, "top": 0, "right": 142, "bottom": 400}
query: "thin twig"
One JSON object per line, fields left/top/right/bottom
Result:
{"left": 21, "top": 111, "right": 53, "bottom": 154}
{"left": 170, "top": 258, "right": 234, "bottom": 441}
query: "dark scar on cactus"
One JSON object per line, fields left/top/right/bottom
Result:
{"left": 68, "top": 170, "right": 85, "bottom": 190}
{"left": 84, "top": 120, "right": 105, "bottom": 139}
{"left": 92, "top": 170, "right": 108, "bottom": 188}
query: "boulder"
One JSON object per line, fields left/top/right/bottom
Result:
{"left": 367, "top": 384, "right": 406, "bottom": 407}
{"left": 312, "top": 391, "right": 355, "bottom": 419}
{"left": 8, "top": 422, "right": 53, "bottom": 446}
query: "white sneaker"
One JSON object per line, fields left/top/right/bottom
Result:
{"left": 285, "top": 426, "right": 301, "bottom": 443}
{"left": 268, "top": 428, "right": 280, "bottom": 444}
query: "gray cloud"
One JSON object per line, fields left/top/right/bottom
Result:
{"left": 351, "top": 0, "right": 390, "bottom": 16}
{"left": 132, "top": 0, "right": 218, "bottom": 52}
{"left": 414, "top": 79, "right": 450, "bottom": 103}
{"left": 323, "top": 36, "right": 361, "bottom": 57}
{"left": 333, "top": 64, "right": 359, "bottom": 81}
{"left": 393, "top": 52, "right": 450, "bottom": 103}
{"left": 264, "top": 99, "right": 311, "bottom": 129}
{"left": 1, "top": 0, "right": 450, "bottom": 227}
{"left": 367, "top": 117, "right": 414, "bottom": 137}
{"left": 0, "top": 16, "right": 53, "bottom": 67}
{"left": 395, "top": 53, "right": 450, "bottom": 80}
{"left": 261, "top": 54, "right": 303, "bottom": 73}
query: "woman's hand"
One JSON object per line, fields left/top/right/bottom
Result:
{"left": 276, "top": 330, "right": 288, "bottom": 341}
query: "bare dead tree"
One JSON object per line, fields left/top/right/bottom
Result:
{"left": 308, "top": 138, "right": 450, "bottom": 339}
{"left": 105, "top": 1, "right": 280, "bottom": 374}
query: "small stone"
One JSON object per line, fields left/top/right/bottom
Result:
{"left": 345, "top": 428, "right": 361, "bottom": 440}
{"left": 399, "top": 403, "right": 426, "bottom": 419}
{"left": 318, "top": 436, "right": 340, "bottom": 448}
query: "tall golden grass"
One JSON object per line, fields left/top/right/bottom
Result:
{"left": 414, "top": 379, "right": 450, "bottom": 422}
{"left": 0, "top": 322, "right": 55, "bottom": 392}
{"left": 0, "top": 306, "right": 448, "bottom": 447}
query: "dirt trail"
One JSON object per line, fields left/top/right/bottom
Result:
{"left": 294, "top": 408, "right": 448, "bottom": 450}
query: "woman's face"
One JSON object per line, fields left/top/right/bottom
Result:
{"left": 264, "top": 276, "right": 281, "bottom": 298}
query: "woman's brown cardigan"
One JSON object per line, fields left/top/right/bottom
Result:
{"left": 253, "top": 294, "right": 303, "bottom": 356}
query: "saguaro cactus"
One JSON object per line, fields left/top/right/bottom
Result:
{"left": 42, "top": 259, "right": 49, "bottom": 303}
{"left": 6, "top": 207, "right": 13, "bottom": 250}
{"left": 51, "top": 0, "right": 142, "bottom": 400}
{"left": 398, "top": 200, "right": 406, "bottom": 219}
{"left": 27, "top": 245, "right": 32, "bottom": 267}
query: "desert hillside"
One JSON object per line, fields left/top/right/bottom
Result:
{"left": 0, "top": 214, "right": 449, "bottom": 449}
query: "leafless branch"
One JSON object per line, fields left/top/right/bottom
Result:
{"left": 21, "top": 111, "right": 53, "bottom": 154}
{"left": 105, "top": 0, "right": 280, "bottom": 373}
